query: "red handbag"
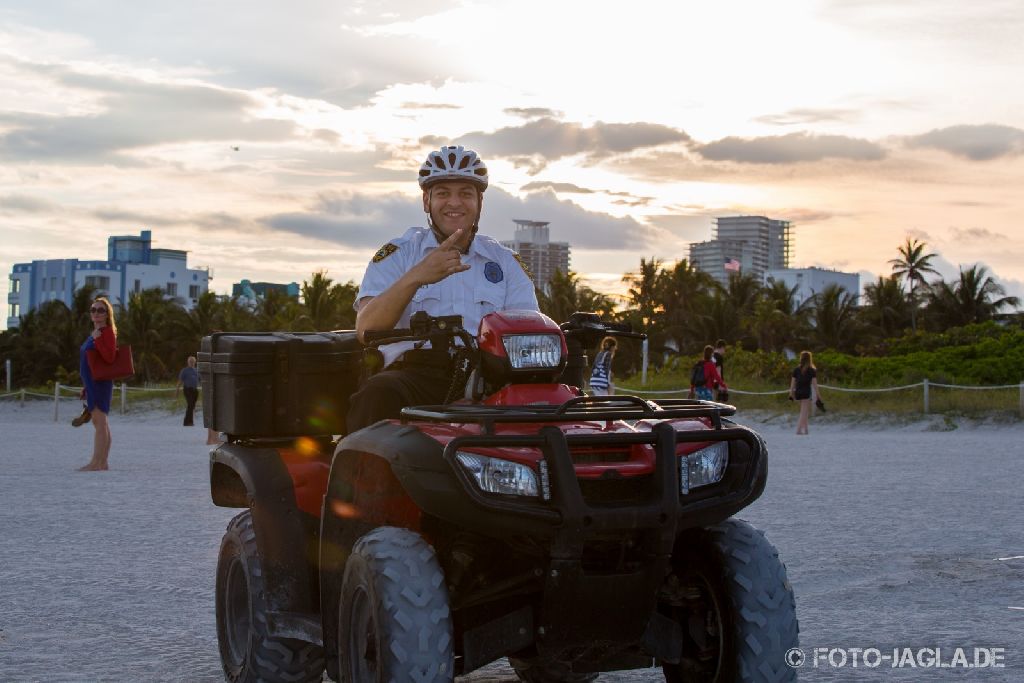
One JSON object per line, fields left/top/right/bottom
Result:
{"left": 87, "top": 344, "right": 135, "bottom": 381}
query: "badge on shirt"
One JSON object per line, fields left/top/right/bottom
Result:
{"left": 512, "top": 252, "right": 533, "bottom": 282}
{"left": 372, "top": 243, "right": 398, "bottom": 263}
{"left": 484, "top": 261, "right": 504, "bottom": 283}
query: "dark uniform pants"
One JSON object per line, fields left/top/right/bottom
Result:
{"left": 183, "top": 386, "right": 199, "bottom": 426}
{"left": 346, "top": 364, "right": 455, "bottom": 433}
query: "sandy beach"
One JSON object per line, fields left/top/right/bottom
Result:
{"left": 1, "top": 401, "right": 1021, "bottom": 682}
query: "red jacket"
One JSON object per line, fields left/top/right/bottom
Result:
{"left": 94, "top": 325, "right": 117, "bottom": 363}
{"left": 690, "top": 359, "right": 726, "bottom": 391}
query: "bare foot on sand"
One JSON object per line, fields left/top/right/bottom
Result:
{"left": 77, "top": 461, "right": 108, "bottom": 471}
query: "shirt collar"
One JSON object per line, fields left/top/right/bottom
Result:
{"left": 420, "top": 226, "right": 491, "bottom": 259}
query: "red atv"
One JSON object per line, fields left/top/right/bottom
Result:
{"left": 202, "top": 311, "right": 798, "bottom": 682}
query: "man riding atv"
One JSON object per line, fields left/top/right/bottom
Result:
{"left": 202, "top": 146, "right": 799, "bottom": 683}
{"left": 347, "top": 144, "right": 538, "bottom": 432}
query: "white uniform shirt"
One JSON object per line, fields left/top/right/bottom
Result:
{"left": 356, "top": 226, "right": 539, "bottom": 367}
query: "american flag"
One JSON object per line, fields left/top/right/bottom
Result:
{"left": 724, "top": 258, "right": 741, "bottom": 272}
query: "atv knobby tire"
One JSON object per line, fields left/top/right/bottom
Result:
{"left": 659, "top": 518, "right": 798, "bottom": 683}
{"left": 509, "top": 657, "right": 598, "bottom": 682}
{"left": 337, "top": 526, "right": 453, "bottom": 682}
{"left": 215, "top": 511, "right": 325, "bottom": 683}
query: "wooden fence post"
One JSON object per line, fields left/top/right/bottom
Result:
{"left": 641, "top": 338, "right": 649, "bottom": 386}
{"left": 922, "top": 378, "right": 929, "bottom": 414}
{"left": 53, "top": 382, "right": 60, "bottom": 422}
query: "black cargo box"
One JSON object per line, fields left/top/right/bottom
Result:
{"left": 198, "top": 331, "right": 363, "bottom": 437}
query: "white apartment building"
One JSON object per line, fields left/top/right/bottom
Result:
{"left": 765, "top": 267, "right": 860, "bottom": 306}
{"left": 7, "top": 230, "right": 210, "bottom": 328}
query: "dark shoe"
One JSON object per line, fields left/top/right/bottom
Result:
{"left": 71, "top": 407, "right": 92, "bottom": 427}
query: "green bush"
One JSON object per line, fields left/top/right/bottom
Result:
{"left": 623, "top": 322, "right": 1024, "bottom": 391}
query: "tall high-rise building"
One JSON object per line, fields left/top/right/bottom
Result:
{"left": 688, "top": 216, "right": 792, "bottom": 285}
{"left": 499, "top": 220, "right": 570, "bottom": 293}
{"left": 7, "top": 230, "right": 210, "bottom": 329}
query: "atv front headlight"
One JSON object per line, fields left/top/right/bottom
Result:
{"left": 681, "top": 441, "right": 729, "bottom": 494}
{"left": 501, "top": 334, "right": 563, "bottom": 369}
{"left": 456, "top": 451, "right": 539, "bottom": 497}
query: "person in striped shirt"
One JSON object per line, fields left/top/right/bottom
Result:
{"left": 588, "top": 337, "right": 617, "bottom": 395}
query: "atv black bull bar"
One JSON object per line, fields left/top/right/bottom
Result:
{"left": 397, "top": 397, "right": 766, "bottom": 661}
{"left": 399, "top": 397, "right": 764, "bottom": 534}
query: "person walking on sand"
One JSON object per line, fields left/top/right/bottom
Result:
{"left": 789, "top": 350, "right": 821, "bottom": 435}
{"left": 689, "top": 345, "right": 727, "bottom": 401}
{"left": 176, "top": 356, "right": 200, "bottom": 426}
{"left": 76, "top": 297, "right": 116, "bottom": 471}
{"left": 712, "top": 339, "right": 727, "bottom": 400}
{"left": 588, "top": 337, "right": 617, "bottom": 396}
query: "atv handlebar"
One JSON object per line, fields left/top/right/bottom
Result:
{"left": 363, "top": 312, "right": 476, "bottom": 350}
{"left": 559, "top": 312, "right": 647, "bottom": 341}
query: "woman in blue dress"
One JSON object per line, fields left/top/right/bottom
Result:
{"left": 77, "top": 297, "right": 117, "bottom": 471}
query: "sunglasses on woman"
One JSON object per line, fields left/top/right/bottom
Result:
{"left": 90, "top": 306, "right": 108, "bottom": 314}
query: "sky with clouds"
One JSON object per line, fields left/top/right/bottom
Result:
{"left": 2, "top": 0, "right": 1023, "bottom": 327}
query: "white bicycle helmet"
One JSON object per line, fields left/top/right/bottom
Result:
{"left": 418, "top": 145, "right": 489, "bottom": 191}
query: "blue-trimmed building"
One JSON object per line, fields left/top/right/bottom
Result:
{"left": 7, "top": 230, "right": 210, "bottom": 329}
{"left": 231, "top": 279, "right": 300, "bottom": 300}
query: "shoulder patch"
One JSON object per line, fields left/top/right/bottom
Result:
{"left": 372, "top": 243, "right": 398, "bottom": 263}
{"left": 484, "top": 261, "right": 504, "bottom": 283}
{"left": 512, "top": 252, "right": 533, "bottom": 282}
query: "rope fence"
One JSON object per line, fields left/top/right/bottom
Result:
{"left": 623, "top": 379, "right": 1024, "bottom": 417}
{"left": 3, "top": 379, "right": 1023, "bottom": 419}
{"left": 0, "top": 383, "right": 183, "bottom": 421}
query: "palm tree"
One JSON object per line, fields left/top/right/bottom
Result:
{"left": 70, "top": 285, "right": 100, "bottom": 334}
{"left": 2, "top": 284, "right": 98, "bottom": 385}
{"left": 701, "top": 273, "right": 761, "bottom": 349}
{"left": 861, "top": 276, "right": 909, "bottom": 339}
{"left": 622, "top": 258, "right": 668, "bottom": 352}
{"left": 658, "top": 260, "right": 716, "bottom": 353}
{"left": 328, "top": 281, "right": 359, "bottom": 330}
{"left": 215, "top": 295, "right": 260, "bottom": 332}
{"left": 300, "top": 270, "right": 337, "bottom": 331}
{"left": 622, "top": 258, "right": 663, "bottom": 324}
{"left": 924, "top": 265, "right": 1020, "bottom": 328}
{"left": 538, "top": 270, "right": 616, "bottom": 324}
{"left": 889, "top": 238, "right": 939, "bottom": 332}
{"left": 166, "top": 290, "right": 221, "bottom": 361}
{"left": 119, "top": 288, "right": 174, "bottom": 381}
{"left": 254, "top": 289, "right": 304, "bottom": 331}
{"left": 5, "top": 302, "right": 72, "bottom": 385}
{"left": 749, "top": 279, "right": 812, "bottom": 351}
{"left": 809, "top": 283, "right": 862, "bottom": 351}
